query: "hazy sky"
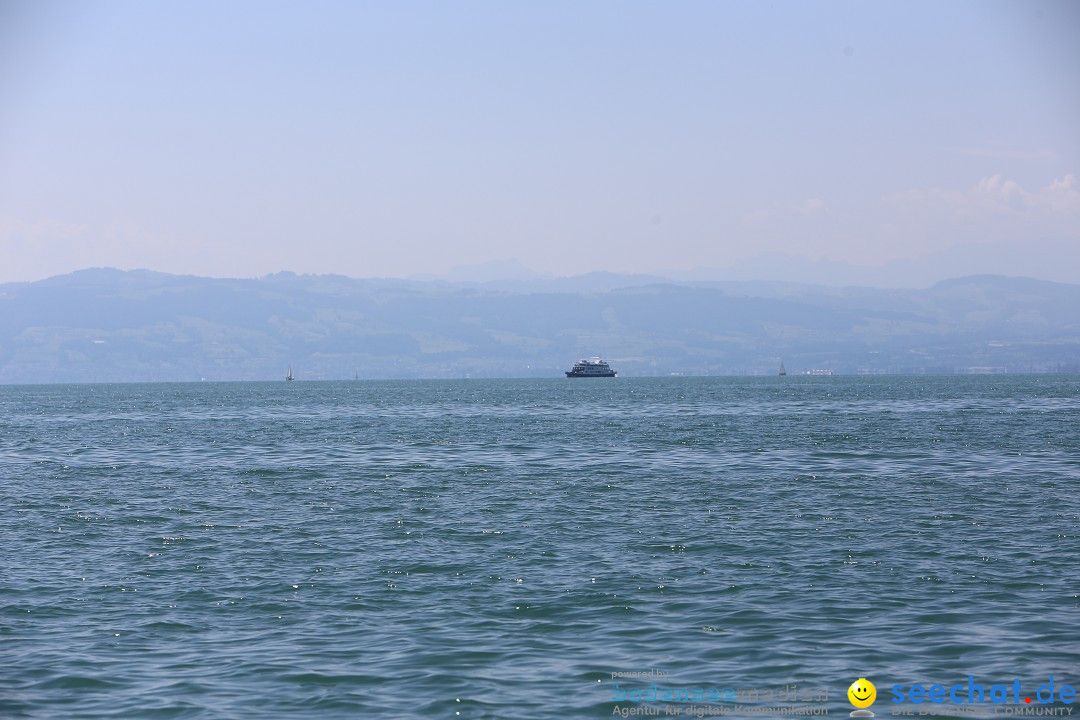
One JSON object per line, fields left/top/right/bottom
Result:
{"left": 1, "top": 0, "right": 1078, "bottom": 286}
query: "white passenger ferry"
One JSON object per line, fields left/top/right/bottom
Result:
{"left": 565, "top": 357, "right": 617, "bottom": 377}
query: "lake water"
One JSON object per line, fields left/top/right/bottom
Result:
{"left": 2, "top": 376, "right": 1078, "bottom": 718}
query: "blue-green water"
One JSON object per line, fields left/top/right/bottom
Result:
{"left": 2, "top": 376, "right": 1078, "bottom": 719}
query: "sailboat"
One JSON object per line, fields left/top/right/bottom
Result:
{"left": 779, "top": 362, "right": 786, "bottom": 377}
{"left": 286, "top": 365, "right": 294, "bottom": 381}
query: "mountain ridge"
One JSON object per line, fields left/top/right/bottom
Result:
{"left": 1, "top": 269, "right": 1077, "bottom": 383}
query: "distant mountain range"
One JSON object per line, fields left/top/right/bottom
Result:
{"left": 1, "top": 269, "right": 1078, "bottom": 383}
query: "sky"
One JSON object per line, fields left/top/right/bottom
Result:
{"left": 1, "top": 0, "right": 1078, "bottom": 287}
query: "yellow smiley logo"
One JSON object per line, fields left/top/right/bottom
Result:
{"left": 848, "top": 678, "right": 877, "bottom": 709}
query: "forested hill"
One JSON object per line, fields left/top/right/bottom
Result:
{"left": 1, "top": 269, "right": 1078, "bottom": 383}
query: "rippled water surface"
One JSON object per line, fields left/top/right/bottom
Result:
{"left": 2, "top": 376, "right": 1078, "bottom": 718}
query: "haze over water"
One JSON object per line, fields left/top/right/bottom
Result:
{"left": 2, "top": 376, "right": 1078, "bottom": 717}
